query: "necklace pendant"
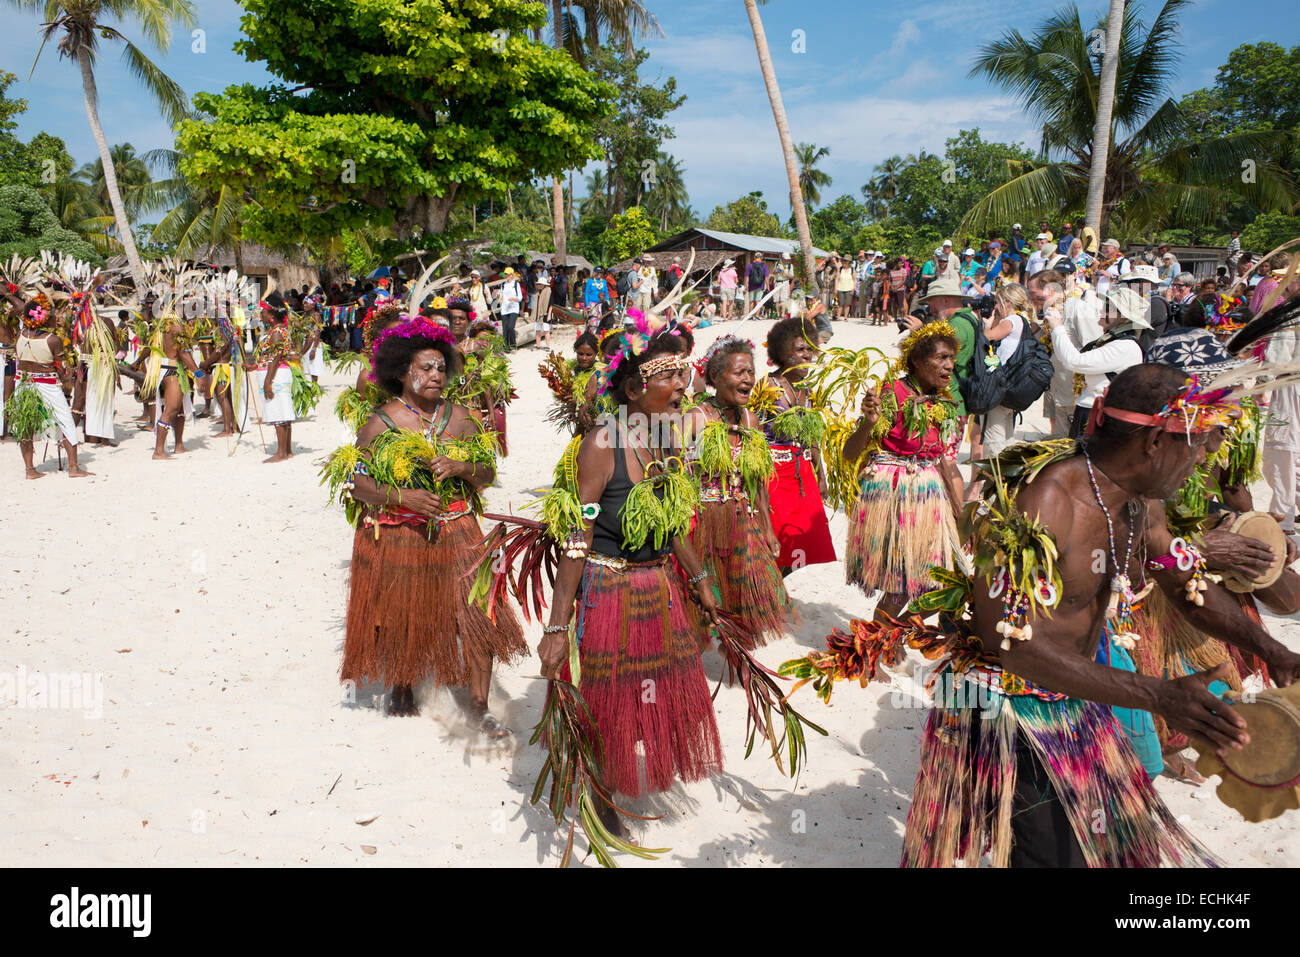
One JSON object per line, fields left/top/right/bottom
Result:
{"left": 1111, "top": 573, "right": 1130, "bottom": 597}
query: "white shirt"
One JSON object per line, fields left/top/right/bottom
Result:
{"left": 1050, "top": 324, "right": 1143, "bottom": 408}
{"left": 1026, "top": 250, "right": 1048, "bottom": 277}
{"left": 994, "top": 314, "right": 1025, "bottom": 365}
{"left": 499, "top": 279, "right": 522, "bottom": 315}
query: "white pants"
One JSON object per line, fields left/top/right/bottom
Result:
{"left": 252, "top": 366, "right": 295, "bottom": 425}
{"left": 301, "top": 343, "right": 326, "bottom": 378}
{"left": 982, "top": 406, "right": 1019, "bottom": 459}
{"left": 17, "top": 378, "right": 79, "bottom": 446}
{"left": 84, "top": 357, "right": 115, "bottom": 440}
{"left": 1264, "top": 444, "right": 1297, "bottom": 533}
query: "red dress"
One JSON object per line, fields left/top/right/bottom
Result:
{"left": 762, "top": 378, "right": 837, "bottom": 569}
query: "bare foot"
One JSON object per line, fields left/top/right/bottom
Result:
{"left": 68, "top": 467, "right": 93, "bottom": 478}
{"left": 263, "top": 452, "right": 291, "bottom": 463}
{"left": 386, "top": 685, "right": 419, "bottom": 717}
{"left": 137, "top": 423, "right": 154, "bottom": 431}
{"left": 173, "top": 445, "right": 190, "bottom": 454}
{"left": 25, "top": 468, "right": 45, "bottom": 480}
{"left": 478, "top": 712, "right": 512, "bottom": 740}
{"left": 153, "top": 451, "right": 172, "bottom": 460}
{"left": 215, "top": 429, "right": 236, "bottom": 437}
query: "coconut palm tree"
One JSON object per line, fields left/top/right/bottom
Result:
{"left": 1084, "top": 0, "right": 1125, "bottom": 240}
{"left": 75, "top": 142, "right": 153, "bottom": 221}
{"left": 745, "top": 0, "right": 817, "bottom": 287}
{"left": 548, "top": 0, "right": 661, "bottom": 262}
{"left": 579, "top": 169, "right": 609, "bottom": 219}
{"left": 964, "top": 0, "right": 1296, "bottom": 238}
{"left": 794, "top": 143, "right": 832, "bottom": 209}
{"left": 15, "top": 0, "right": 195, "bottom": 293}
{"left": 644, "top": 152, "right": 689, "bottom": 232}
{"left": 861, "top": 155, "right": 908, "bottom": 221}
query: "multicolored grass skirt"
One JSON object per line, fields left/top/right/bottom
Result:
{"left": 342, "top": 514, "right": 526, "bottom": 689}
{"left": 691, "top": 492, "right": 794, "bottom": 647}
{"left": 901, "top": 665, "right": 1220, "bottom": 868}
{"left": 767, "top": 445, "right": 836, "bottom": 568}
{"left": 846, "top": 453, "right": 957, "bottom": 599}
{"left": 562, "top": 554, "right": 723, "bottom": 797}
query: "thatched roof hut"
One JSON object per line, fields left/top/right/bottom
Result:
{"left": 613, "top": 227, "right": 830, "bottom": 275}
{"left": 206, "top": 243, "right": 318, "bottom": 294}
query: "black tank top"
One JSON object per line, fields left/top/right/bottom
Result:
{"left": 590, "top": 418, "right": 671, "bottom": 563}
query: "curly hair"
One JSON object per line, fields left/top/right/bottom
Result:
{"left": 467, "top": 319, "right": 497, "bottom": 338}
{"left": 766, "top": 316, "right": 820, "bottom": 368}
{"left": 373, "top": 334, "right": 462, "bottom": 397}
{"left": 905, "top": 332, "right": 959, "bottom": 375}
{"left": 574, "top": 332, "right": 599, "bottom": 354}
{"left": 704, "top": 336, "right": 754, "bottom": 387}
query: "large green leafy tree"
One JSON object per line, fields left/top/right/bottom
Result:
{"left": 705, "top": 191, "right": 783, "bottom": 237}
{"left": 965, "top": 0, "right": 1297, "bottom": 239}
{"left": 0, "top": 184, "right": 102, "bottom": 261}
{"left": 599, "top": 204, "right": 655, "bottom": 262}
{"left": 177, "top": 0, "right": 612, "bottom": 250}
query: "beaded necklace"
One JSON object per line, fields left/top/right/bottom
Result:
{"left": 401, "top": 398, "right": 445, "bottom": 439}
{"left": 1083, "top": 449, "right": 1150, "bottom": 650}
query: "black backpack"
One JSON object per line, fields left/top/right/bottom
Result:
{"left": 999, "top": 327, "right": 1056, "bottom": 413}
{"left": 959, "top": 321, "right": 1006, "bottom": 416}
{"left": 616, "top": 270, "right": 632, "bottom": 297}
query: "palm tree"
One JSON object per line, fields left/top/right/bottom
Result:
{"left": 861, "top": 155, "right": 907, "bottom": 221}
{"left": 75, "top": 142, "right": 153, "bottom": 221}
{"left": 548, "top": 0, "right": 661, "bottom": 263}
{"left": 644, "top": 152, "right": 689, "bottom": 232}
{"left": 578, "top": 169, "right": 609, "bottom": 218}
{"left": 1085, "top": 0, "right": 1124, "bottom": 240}
{"left": 745, "top": 0, "right": 817, "bottom": 286}
{"left": 965, "top": 0, "right": 1296, "bottom": 238}
{"left": 17, "top": 0, "right": 196, "bottom": 293}
{"left": 794, "top": 142, "right": 832, "bottom": 208}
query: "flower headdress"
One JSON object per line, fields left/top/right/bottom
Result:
{"left": 597, "top": 308, "right": 686, "bottom": 395}
{"left": 23, "top": 302, "right": 51, "bottom": 328}
{"left": 362, "top": 296, "right": 403, "bottom": 350}
{"left": 370, "top": 315, "right": 456, "bottom": 374}
{"left": 696, "top": 334, "right": 756, "bottom": 378}
{"left": 1087, "top": 374, "right": 1241, "bottom": 437}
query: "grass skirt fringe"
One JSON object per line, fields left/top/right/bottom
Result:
{"left": 902, "top": 676, "right": 1221, "bottom": 868}
{"left": 562, "top": 559, "right": 723, "bottom": 797}
{"left": 342, "top": 515, "right": 526, "bottom": 689}
{"left": 691, "top": 499, "right": 794, "bottom": 647}
{"left": 846, "top": 458, "right": 956, "bottom": 598}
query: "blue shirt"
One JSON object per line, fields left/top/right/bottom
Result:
{"left": 584, "top": 277, "right": 608, "bottom": 304}
{"left": 1057, "top": 235, "right": 1076, "bottom": 255}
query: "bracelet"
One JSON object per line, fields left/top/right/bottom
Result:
{"left": 542, "top": 623, "right": 569, "bottom": 635}
{"left": 686, "top": 570, "right": 708, "bottom": 587}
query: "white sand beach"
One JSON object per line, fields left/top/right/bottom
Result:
{"left": 3, "top": 317, "right": 1297, "bottom": 868}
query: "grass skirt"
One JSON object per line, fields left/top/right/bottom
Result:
{"left": 846, "top": 455, "right": 957, "bottom": 598}
{"left": 691, "top": 497, "right": 793, "bottom": 647}
{"left": 767, "top": 446, "right": 836, "bottom": 567}
{"left": 901, "top": 669, "right": 1220, "bottom": 868}
{"left": 562, "top": 557, "right": 723, "bottom": 797}
{"left": 342, "top": 515, "right": 526, "bottom": 688}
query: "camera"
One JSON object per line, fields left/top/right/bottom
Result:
{"left": 970, "top": 294, "right": 996, "bottom": 319}
{"left": 900, "top": 302, "right": 930, "bottom": 332}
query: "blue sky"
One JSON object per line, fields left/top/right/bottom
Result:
{"left": 5, "top": 0, "right": 1297, "bottom": 219}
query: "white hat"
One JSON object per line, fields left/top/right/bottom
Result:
{"left": 1105, "top": 287, "right": 1152, "bottom": 329}
{"left": 722, "top": 258, "right": 734, "bottom": 267}
{"left": 1102, "top": 237, "right": 1121, "bottom": 249}
{"left": 942, "top": 239, "right": 953, "bottom": 247}
{"left": 933, "top": 247, "right": 944, "bottom": 258}
{"left": 1036, "top": 232, "right": 1050, "bottom": 241}
{"left": 962, "top": 248, "right": 975, "bottom": 256}
{"left": 781, "top": 252, "right": 791, "bottom": 260}
{"left": 1119, "top": 264, "right": 1160, "bottom": 284}
{"left": 469, "top": 269, "right": 481, "bottom": 277}
{"left": 1013, "top": 223, "right": 1022, "bottom": 230}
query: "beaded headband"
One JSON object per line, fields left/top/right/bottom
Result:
{"left": 639, "top": 353, "right": 690, "bottom": 385}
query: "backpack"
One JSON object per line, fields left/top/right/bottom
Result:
{"left": 958, "top": 320, "right": 1006, "bottom": 416}
{"left": 999, "top": 326, "right": 1056, "bottom": 413}
{"left": 615, "top": 270, "right": 632, "bottom": 297}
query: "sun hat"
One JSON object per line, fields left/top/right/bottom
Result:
{"left": 1102, "top": 237, "right": 1121, "bottom": 249}
{"left": 503, "top": 267, "right": 516, "bottom": 276}
{"left": 962, "top": 248, "right": 975, "bottom": 256}
{"left": 1012, "top": 223, "right": 1022, "bottom": 230}
{"left": 919, "top": 273, "right": 965, "bottom": 301}
{"left": 1119, "top": 264, "right": 1161, "bottom": 284}
{"left": 1036, "top": 232, "right": 1050, "bottom": 241}
{"left": 1104, "top": 286, "right": 1151, "bottom": 329}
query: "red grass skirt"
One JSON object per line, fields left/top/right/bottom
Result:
{"left": 766, "top": 445, "right": 836, "bottom": 569}
{"left": 491, "top": 403, "right": 508, "bottom": 457}
{"left": 691, "top": 495, "right": 794, "bottom": 647}
{"left": 342, "top": 514, "right": 526, "bottom": 688}
{"left": 562, "top": 556, "right": 723, "bottom": 797}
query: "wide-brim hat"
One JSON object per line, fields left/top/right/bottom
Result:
{"left": 1120, "top": 264, "right": 1160, "bottom": 284}
{"left": 1104, "top": 287, "right": 1152, "bottom": 329}
{"left": 920, "top": 274, "right": 965, "bottom": 301}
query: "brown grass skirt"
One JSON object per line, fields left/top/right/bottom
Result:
{"left": 342, "top": 516, "right": 526, "bottom": 688}
{"left": 691, "top": 498, "right": 794, "bottom": 647}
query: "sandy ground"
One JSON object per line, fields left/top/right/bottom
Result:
{"left": 2, "top": 315, "right": 1297, "bottom": 868}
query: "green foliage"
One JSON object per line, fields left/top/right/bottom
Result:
{"left": 177, "top": 0, "right": 613, "bottom": 248}
{"left": 569, "top": 210, "right": 609, "bottom": 264}
{"left": 1240, "top": 211, "right": 1300, "bottom": 256}
{"left": 478, "top": 212, "right": 554, "bottom": 259}
{"left": 0, "top": 72, "right": 76, "bottom": 194}
{"left": 0, "top": 185, "right": 102, "bottom": 262}
{"left": 599, "top": 205, "right": 656, "bottom": 262}
{"left": 705, "top": 191, "right": 783, "bottom": 237}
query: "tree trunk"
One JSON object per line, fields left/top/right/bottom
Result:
{"left": 1084, "top": 0, "right": 1125, "bottom": 243}
{"left": 743, "top": 0, "right": 817, "bottom": 289}
{"left": 78, "top": 49, "right": 146, "bottom": 295}
{"left": 550, "top": 1, "right": 568, "bottom": 262}
{"left": 507, "top": 189, "right": 514, "bottom": 216}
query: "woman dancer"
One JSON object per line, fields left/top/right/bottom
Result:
{"left": 754, "top": 317, "right": 835, "bottom": 576}
{"left": 683, "top": 335, "right": 790, "bottom": 645}
{"left": 538, "top": 327, "right": 723, "bottom": 819}
{"left": 9, "top": 298, "right": 91, "bottom": 478}
{"left": 253, "top": 292, "right": 299, "bottom": 462}
{"left": 841, "top": 321, "right": 964, "bottom": 620}
{"left": 327, "top": 317, "right": 524, "bottom": 731}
